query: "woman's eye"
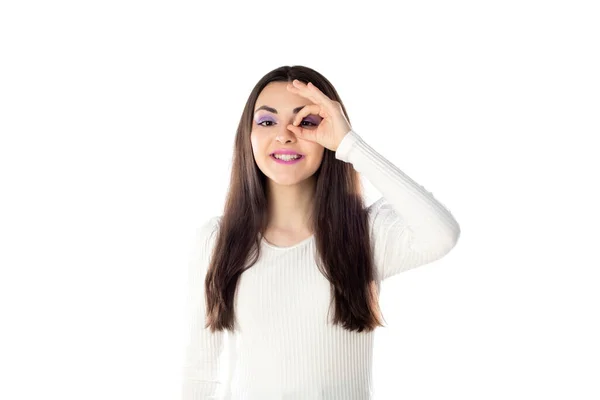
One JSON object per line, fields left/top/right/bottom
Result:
{"left": 257, "top": 119, "right": 316, "bottom": 127}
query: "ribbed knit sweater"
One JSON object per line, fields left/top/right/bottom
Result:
{"left": 181, "top": 129, "right": 461, "bottom": 399}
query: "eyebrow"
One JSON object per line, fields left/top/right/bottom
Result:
{"left": 254, "top": 105, "right": 306, "bottom": 114}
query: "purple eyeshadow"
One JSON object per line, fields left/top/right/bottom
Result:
{"left": 254, "top": 117, "right": 270, "bottom": 125}
{"left": 255, "top": 115, "right": 320, "bottom": 125}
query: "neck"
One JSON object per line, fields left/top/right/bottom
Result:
{"left": 266, "top": 177, "right": 316, "bottom": 233}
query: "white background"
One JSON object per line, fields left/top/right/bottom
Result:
{"left": 1, "top": 0, "right": 599, "bottom": 399}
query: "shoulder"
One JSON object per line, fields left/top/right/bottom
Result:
{"left": 197, "top": 215, "right": 222, "bottom": 241}
{"left": 192, "top": 215, "right": 223, "bottom": 265}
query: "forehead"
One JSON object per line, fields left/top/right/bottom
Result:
{"left": 255, "top": 81, "right": 309, "bottom": 112}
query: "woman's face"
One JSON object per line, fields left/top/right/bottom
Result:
{"left": 250, "top": 81, "right": 325, "bottom": 186}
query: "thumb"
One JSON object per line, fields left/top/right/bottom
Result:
{"left": 288, "top": 125, "right": 317, "bottom": 143}
{"left": 288, "top": 124, "right": 309, "bottom": 141}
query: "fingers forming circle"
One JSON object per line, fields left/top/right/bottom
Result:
{"left": 290, "top": 80, "right": 334, "bottom": 109}
{"left": 292, "top": 104, "right": 321, "bottom": 126}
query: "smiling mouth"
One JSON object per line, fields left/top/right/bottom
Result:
{"left": 270, "top": 154, "right": 304, "bottom": 163}
{"left": 271, "top": 154, "right": 303, "bottom": 160}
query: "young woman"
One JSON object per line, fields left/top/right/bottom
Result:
{"left": 182, "top": 65, "right": 461, "bottom": 399}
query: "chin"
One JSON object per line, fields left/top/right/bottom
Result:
{"left": 268, "top": 176, "right": 309, "bottom": 186}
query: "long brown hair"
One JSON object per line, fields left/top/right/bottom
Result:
{"left": 204, "top": 65, "right": 386, "bottom": 333}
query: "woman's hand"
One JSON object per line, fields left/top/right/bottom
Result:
{"left": 286, "top": 79, "right": 352, "bottom": 152}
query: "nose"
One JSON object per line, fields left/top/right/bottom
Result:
{"left": 276, "top": 135, "right": 294, "bottom": 144}
{"left": 275, "top": 125, "right": 297, "bottom": 144}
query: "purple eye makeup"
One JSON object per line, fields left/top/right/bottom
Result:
{"left": 255, "top": 115, "right": 321, "bottom": 126}
{"left": 255, "top": 116, "right": 275, "bottom": 125}
{"left": 301, "top": 116, "right": 320, "bottom": 125}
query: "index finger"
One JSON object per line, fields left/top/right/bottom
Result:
{"left": 288, "top": 80, "right": 333, "bottom": 108}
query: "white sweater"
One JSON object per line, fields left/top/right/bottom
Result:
{"left": 182, "top": 129, "right": 461, "bottom": 399}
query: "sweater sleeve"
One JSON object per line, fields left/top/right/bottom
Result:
{"left": 181, "top": 216, "right": 225, "bottom": 399}
{"left": 335, "top": 129, "right": 461, "bottom": 280}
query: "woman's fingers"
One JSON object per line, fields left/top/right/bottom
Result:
{"left": 287, "top": 81, "right": 319, "bottom": 105}
{"left": 288, "top": 80, "right": 334, "bottom": 110}
{"left": 305, "top": 81, "right": 333, "bottom": 105}
{"left": 292, "top": 104, "right": 321, "bottom": 126}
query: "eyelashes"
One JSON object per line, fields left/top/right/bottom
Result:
{"left": 256, "top": 119, "right": 318, "bottom": 127}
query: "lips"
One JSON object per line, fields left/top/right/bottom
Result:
{"left": 271, "top": 154, "right": 303, "bottom": 159}
{"left": 270, "top": 149, "right": 303, "bottom": 156}
{"left": 270, "top": 154, "right": 304, "bottom": 164}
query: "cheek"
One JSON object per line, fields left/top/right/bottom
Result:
{"left": 250, "top": 134, "right": 268, "bottom": 164}
{"left": 305, "top": 148, "right": 325, "bottom": 168}
{"left": 310, "top": 146, "right": 325, "bottom": 160}
{"left": 250, "top": 134, "right": 260, "bottom": 153}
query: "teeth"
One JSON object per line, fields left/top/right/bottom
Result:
{"left": 274, "top": 154, "right": 300, "bottom": 161}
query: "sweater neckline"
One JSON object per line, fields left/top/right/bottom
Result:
{"left": 261, "top": 234, "right": 315, "bottom": 250}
